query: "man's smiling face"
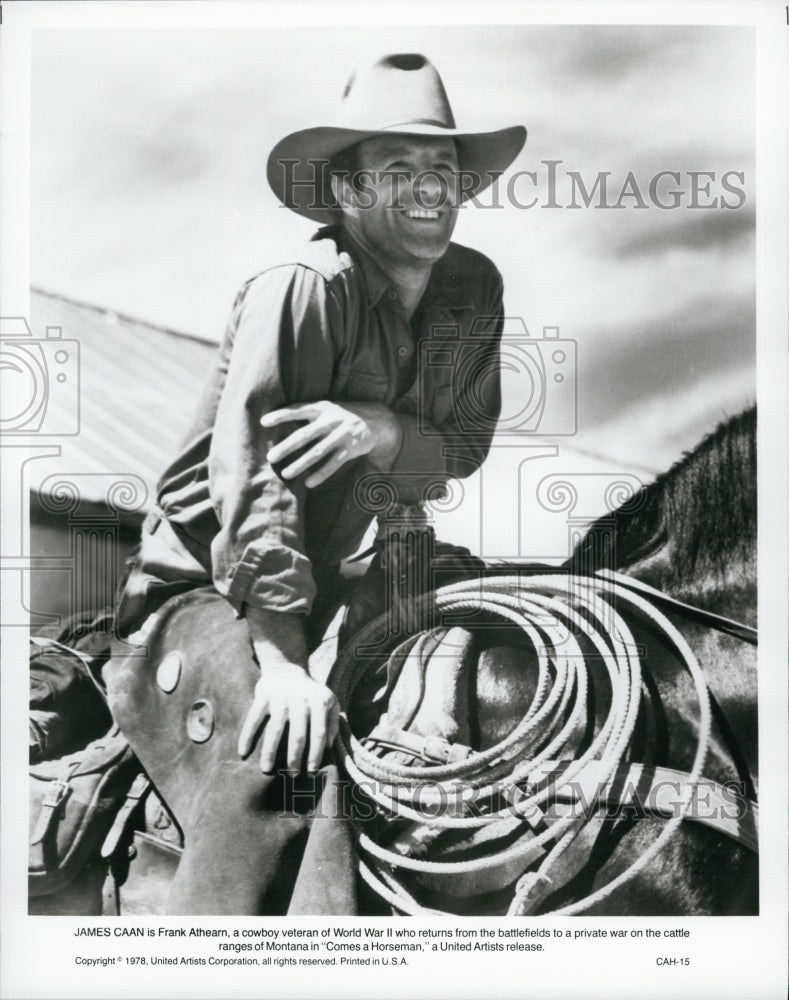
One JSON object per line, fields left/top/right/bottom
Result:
{"left": 335, "top": 134, "right": 460, "bottom": 269}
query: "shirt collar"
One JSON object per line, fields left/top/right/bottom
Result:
{"left": 314, "top": 225, "right": 473, "bottom": 313}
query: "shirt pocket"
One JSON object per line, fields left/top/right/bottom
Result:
{"left": 341, "top": 369, "right": 391, "bottom": 404}
{"left": 416, "top": 364, "right": 455, "bottom": 426}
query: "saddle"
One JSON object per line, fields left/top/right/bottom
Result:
{"left": 103, "top": 587, "right": 358, "bottom": 915}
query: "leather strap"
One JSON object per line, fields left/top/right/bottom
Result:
{"left": 509, "top": 759, "right": 759, "bottom": 913}
{"left": 533, "top": 760, "right": 758, "bottom": 853}
{"left": 483, "top": 564, "right": 758, "bottom": 645}
{"left": 101, "top": 773, "right": 152, "bottom": 859}
{"left": 594, "top": 569, "right": 758, "bottom": 645}
{"left": 30, "top": 762, "right": 80, "bottom": 846}
{"left": 363, "top": 724, "right": 473, "bottom": 765}
{"left": 511, "top": 813, "right": 608, "bottom": 915}
{"left": 101, "top": 869, "right": 121, "bottom": 916}
{"left": 142, "top": 507, "right": 164, "bottom": 535}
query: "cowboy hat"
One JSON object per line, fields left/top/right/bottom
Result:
{"left": 267, "top": 53, "right": 527, "bottom": 224}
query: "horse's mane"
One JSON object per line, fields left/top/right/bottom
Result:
{"left": 569, "top": 407, "right": 756, "bottom": 592}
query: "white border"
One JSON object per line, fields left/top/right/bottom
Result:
{"left": 1, "top": 3, "right": 786, "bottom": 999}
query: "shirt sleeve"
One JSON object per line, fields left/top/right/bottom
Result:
{"left": 208, "top": 265, "right": 343, "bottom": 616}
{"left": 390, "top": 265, "right": 504, "bottom": 489}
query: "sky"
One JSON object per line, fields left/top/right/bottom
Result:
{"left": 29, "top": 24, "right": 756, "bottom": 482}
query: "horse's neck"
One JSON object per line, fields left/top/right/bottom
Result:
{"left": 616, "top": 541, "right": 758, "bottom": 789}
{"left": 618, "top": 539, "right": 757, "bottom": 629}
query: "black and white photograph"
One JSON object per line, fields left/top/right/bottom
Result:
{"left": 1, "top": 2, "right": 787, "bottom": 998}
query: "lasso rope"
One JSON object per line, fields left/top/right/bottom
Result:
{"left": 330, "top": 572, "right": 713, "bottom": 916}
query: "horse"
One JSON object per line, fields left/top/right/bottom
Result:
{"left": 310, "top": 405, "right": 758, "bottom": 916}
{"left": 557, "top": 405, "right": 758, "bottom": 915}
{"left": 30, "top": 407, "right": 758, "bottom": 916}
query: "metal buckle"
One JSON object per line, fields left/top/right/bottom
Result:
{"left": 421, "top": 735, "right": 472, "bottom": 765}
{"left": 42, "top": 778, "right": 72, "bottom": 810}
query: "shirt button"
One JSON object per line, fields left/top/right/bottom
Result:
{"left": 397, "top": 346, "right": 408, "bottom": 357}
{"left": 387, "top": 289, "right": 399, "bottom": 301}
{"left": 448, "top": 274, "right": 457, "bottom": 284}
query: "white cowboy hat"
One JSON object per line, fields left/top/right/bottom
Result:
{"left": 267, "top": 53, "right": 527, "bottom": 223}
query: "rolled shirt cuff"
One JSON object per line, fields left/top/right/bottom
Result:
{"left": 381, "top": 413, "right": 451, "bottom": 504}
{"left": 212, "top": 537, "right": 317, "bottom": 615}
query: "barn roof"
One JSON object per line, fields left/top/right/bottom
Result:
{"left": 27, "top": 287, "right": 216, "bottom": 516}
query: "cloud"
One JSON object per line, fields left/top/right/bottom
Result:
{"left": 551, "top": 25, "right": 691, "bottom": 82}
{"left": 577, "top": 292, "right": 755, "bottom": 430}
{"left": 575, "top": 364, "right": 756, "bottom": 474}
{"left": 610, "top": 202, "right": 755, "bottom": 258}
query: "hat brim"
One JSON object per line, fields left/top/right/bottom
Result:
{"left": 267, "top": 124, "right": 527, "bottom": 223}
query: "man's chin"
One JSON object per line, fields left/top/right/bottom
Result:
{"left": 398, "top": 230, "right": 454, "bottom": 263}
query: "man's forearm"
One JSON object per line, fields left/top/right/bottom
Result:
{"left": 239, "top": 604, "right": 339, "bottom": 773}
{"left": 366, "top": 403, "right": 404, "bottom": 470}
{"left": 245, "top": 605, "right": 308, "bottom": 670}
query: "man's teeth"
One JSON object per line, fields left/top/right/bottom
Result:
{"left": 406, "top": 209, "right": 440, "bottom": 219}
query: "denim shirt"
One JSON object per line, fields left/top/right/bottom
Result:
{"left": 150, "top": 225, "right": 504, "bottom": 615}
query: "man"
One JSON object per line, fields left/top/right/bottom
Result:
{"left": 108, "top": 53, "right": 525, "bottom": 913}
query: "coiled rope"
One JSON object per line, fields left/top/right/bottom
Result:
{"left": 329, "top": 571, "right": 713, "bottom": 916}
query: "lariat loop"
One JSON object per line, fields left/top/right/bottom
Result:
{"left": 329, "top": 572, "right": 716, "bottom": 916}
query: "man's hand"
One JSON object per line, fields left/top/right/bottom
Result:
{"left": 237, "top": 662, "right": 340, "bottom": 773}
{"left": 262, "top": 400, "right": 402, "bottom": 488}
{"left": 240, "top": 606, "right": 340, "bottom": 772}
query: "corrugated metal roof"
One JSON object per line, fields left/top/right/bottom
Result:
{"left": 23, "top": 288, "right": 216, "bottom": 510}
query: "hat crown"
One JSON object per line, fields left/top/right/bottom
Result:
{"left": 336, "top": 53, "right": 457, "bottom": 132}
